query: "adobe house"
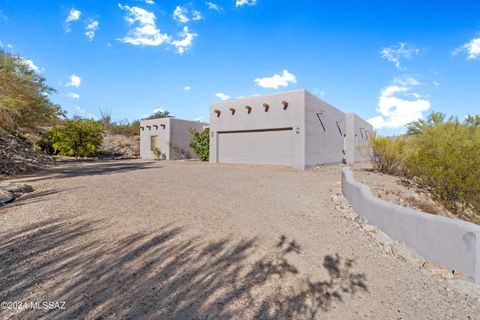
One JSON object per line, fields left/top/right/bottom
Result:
{"left": 140, "top": 118, "right": 206, "bottom": 160}
{"left": 209, "top": 89, "right": 372, "bottom": 169}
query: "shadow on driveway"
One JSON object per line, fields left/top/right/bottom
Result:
{"left": 0, "top": 218, "right": 367, "bottom": 319}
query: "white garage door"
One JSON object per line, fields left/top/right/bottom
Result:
{"left": 217, "top": 128, "right": 294, "bottom": 166}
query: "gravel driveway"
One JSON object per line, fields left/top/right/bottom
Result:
{"left": 0, "top": 160, "right": 478, "bottom": 319}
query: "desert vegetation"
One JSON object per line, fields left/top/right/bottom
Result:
{"left": 369, "top": 112, "right": 480, "bottom": 223}
{"left": 189, "top": 127, "right": 210, "bottom": 161}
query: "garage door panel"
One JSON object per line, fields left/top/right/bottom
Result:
{"left": 218, "top": 129, "right": 294, "bottom": 165}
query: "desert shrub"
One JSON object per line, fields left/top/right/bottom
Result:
{"left": 405, "top": 122, "right": 480, "bottom": 218}
{"left": 98, "top": 108, "right": 141, "bottom": 136}
{"left": 369, "top": 134, "right": 410, "bottom": 175}
{"left": 189, "top": 128, "right": 209, "bottom": 161}
{"left": 152, "top": 147, "right": 162, "bottom": 160}
{"left": 44, "top": 119, "right": 103, "bottom": 157}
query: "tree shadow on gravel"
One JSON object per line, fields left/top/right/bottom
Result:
{"left": 18, "top": 160, "right": 160, "bottom": 182}
{"left": 0, "top": 219, "right": 367, "bottom": 320}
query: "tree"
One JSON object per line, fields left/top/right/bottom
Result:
{"left": 45, "top": 119, "right": 103, "bottom": 157}
{"left": 0, "top": 49, "right": 63, "bottom": 133}
{"left": 143, "top": 110, "right": 172, "bottom": 120}
{"left": 406, "top": 112, "right": 446, "bottom": 135}
{"left": 189, "top": 128, "right": 209, "bottom": 161}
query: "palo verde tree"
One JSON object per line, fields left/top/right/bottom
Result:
{"left": 0, "top": 49, "right": 63, "bottom": 134}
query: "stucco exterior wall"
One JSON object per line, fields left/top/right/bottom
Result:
{"left": 342, "top": 167, "right": 480, "bottom": 283}
{"left": 140, "top": 118, "right": 171, "bottom": 159}
{"left": 209, "top": 90, "right": 306, "bottom": 169}
{"left": 140, "top": 118, "right": 206, "bottom": 160}
{"left": 304, "top": 92, "right": 346, "bottom": 167}
{"left": 345, "top": 113, "right": 372, "bottom": 164}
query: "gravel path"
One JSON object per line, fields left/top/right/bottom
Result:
{"left": 0, "top": 160, "right": 478, "bottom": 319}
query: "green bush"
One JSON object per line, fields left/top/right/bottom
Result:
{"left": 152, "top": 147, "right": 162, "bottom": 160}
{"left": 369, "top": 134, "right": 411, "bottom": 175}
{"left": 44, "top": 119, "right": 103, "bottom": 157}
{"left": 189, "top": 128, "right": 209, "bottom": 161}
{"left": 369, "top": 114, "right": 480, "bottom": 223}
{"left": 405, "top": 122, "right": 480, "bottom": 220}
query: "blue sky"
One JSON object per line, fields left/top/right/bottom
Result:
{"left": 1, "top": 0, "right": 479, "bottom": 135}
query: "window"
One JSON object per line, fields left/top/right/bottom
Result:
{"left": 150, "top": 135, "right": 159, "bottom": 151}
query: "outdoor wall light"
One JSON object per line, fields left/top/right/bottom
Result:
{"left": 282, "top": 100, "right": 289, "bottom": 110}
{"left": 213, "top": 109, "right": 221, "bottom": 117}
{"left": 161, "top": 124, "right": 166, "bottom": 129}
{"left": 229, "top": 107, "right": 236, "bottom": 115}
{"left": 210, "top": 131, "right": 214, "bottom": 137}
{"left": 262, "top": 103, "right": 270, "bottom": 112}
{"left": 296, "top": 126, "right": 300, "bottom": 134}
{"left": 244, "top": 105, "right": 252, "bottom": 114}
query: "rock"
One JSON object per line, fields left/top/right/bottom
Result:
{"left": 391, "top": 241, "right": 425, "bottom": 268}
{"left": 361, "top": 223, "right": 378, "bottom": 234}
{"left": 422, "top": 262, "right": 452, "bottom": 279}
{"left": 445, "top": 279, "right": 480, "bottom": 299}
{"left": 354, "top": 215, "right": 367, "bottom": 226}
{"left": 0, "top": 190, "right": 15, "bottom": 205}
{"left": 375, "top": 231, "right": 393, "bottom": 246}
{"left": 0, "top": 182, "right": 34, "bottom": 193}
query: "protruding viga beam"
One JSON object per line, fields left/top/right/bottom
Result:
{"left": 341, "top": 167, "right": 480, "bottom": 283}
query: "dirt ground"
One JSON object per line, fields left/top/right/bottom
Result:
{"left": 0, "top": 160, "right": 478, "bottom": 319}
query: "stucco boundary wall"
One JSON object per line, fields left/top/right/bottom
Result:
{"left": 341, "top": 167, "right": 480, "bottom": 283}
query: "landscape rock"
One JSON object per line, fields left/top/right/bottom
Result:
{"left": 0, "top": 182, "right": 34, "bottom": 193}
{"left": 391, "top": 241, "right": 426, "bottom": 268}
{"left": 0, "top": 190, "right": 16, "bottom": 205}
{"left": 97, "top": 133, "right": 140, "bottom": 159}
{"left": 374, "top": 230, "right": 393, "bottom": 246}
{"left": 422, "top": 262, "right": 452, "bottom": 279}
{"left": 0, "top": 135, "right": 54, "bottom": 177}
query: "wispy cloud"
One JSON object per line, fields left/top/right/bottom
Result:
{"left": 254, "top": 69, "right": 297, "bottom": 89}
{"left": 66, "top": 92, "right": 80, "bottom": 99}
{"left": 173, "top": 6, "right": 189, "bottom": 24}
{"left": 67, "top": 74, "right": 81, "bottom": 88}
{"left": 65, "top": 8, "right": 81, "bottom": 32}
{"left": 380, "top": 42, "right": 420, "bottom": 70}
{"left": 118, "top": 4, "right": 171, "bottom": 46}
{"left": 216, "top": 92, "right": 230, "bottom": 100}
{"left": 453, "top": 35, "right": 480, "bottom": 60}
{"left": 85, "top": 19, "right": 99, "bottom": 41}
{"left": 192, "top": 10, "right": 203, "bottom": 21}
{"left": 236, "top": 0, "right": 257, "bottom": 7}
{"left": 368, "top": 76, "right": 431, "bottom": 129}
{"left": 171, "top": 26, "right": 197, "bottom": 54}
{"left": 144, "top": 0, "right": 155, "bottom": 4}
{"left": 205, "top": 2, "right": 221, "bottom": 11}
{"left": 74, "top": 106, "right": 96, "bottom": 119}
{"left": 184, "top": 86, "right": 191, "bottom": 91}
{"left": 20, "top": 58, "right": 40, "bottom": 72}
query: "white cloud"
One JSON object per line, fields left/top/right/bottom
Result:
{"left": 67, "top": 74, "right": 81, "bottom": 88}
{"left": 368, "top": 76, "right": 431, "bottom": 129}
{"left": 171, "top": 26, "right": 197, "bottom": 54}
{"left": 236, "top": 0, "right": 257, "bottom": 7}
{"left": 7, "top": 43, "right": 13, "bottom": 50}
{"left": 216, "top": 92, "right": 230, "bottom": 100}
{"left": 192, "top": 10, "right": 203, "bottom": 21}
{"left": 144, "top": 0, "right": 155, "bottom": 4}
{"left": 152, "top": 107, "right": 164, "bottom": 113}
{"left": 85, "top": 19, "right": 99, "bottom": 41}
{"left": 184, "top": 86, "right": 191, "bottom": 91}
{"left": 118, "top": 4, "right": 171, "bottom": 46}
{"left": 173, "top": 6, "right": 189, "bottom": 23}
{"left": 205, "top": 2, "right": 221, "bottom": 11}
{"left": 433, "top": 81, "right": 439, "bottom": 86}
{"left": 193, "top": 115, "right": 206, "bottom": 122}
{"left": 65, "top": 8, "right": 81, "bottom": 32}
{"left": 74, "top": 106, "right": 96, "bottom": 119}
{"left": 380, "top": 42, "right": 420, "bottom": 70}
{"left": 20, "top": 58, "right": 40, "bottom": 72}
{"left": 66, "top": 92, "right": 80, "bottom": 99}
{"left": 454, "top": 36, "right": 480, "bottom": 60}
{"left": 254, "top": 69, "right": 297, "bottom": 89}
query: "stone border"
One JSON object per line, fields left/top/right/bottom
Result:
{"left": 341, "top": 167, "right": 480, "bottom": 283}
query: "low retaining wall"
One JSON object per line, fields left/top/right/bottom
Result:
{"left": 341, "top": 167, "right": 480, "bottom": 283}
